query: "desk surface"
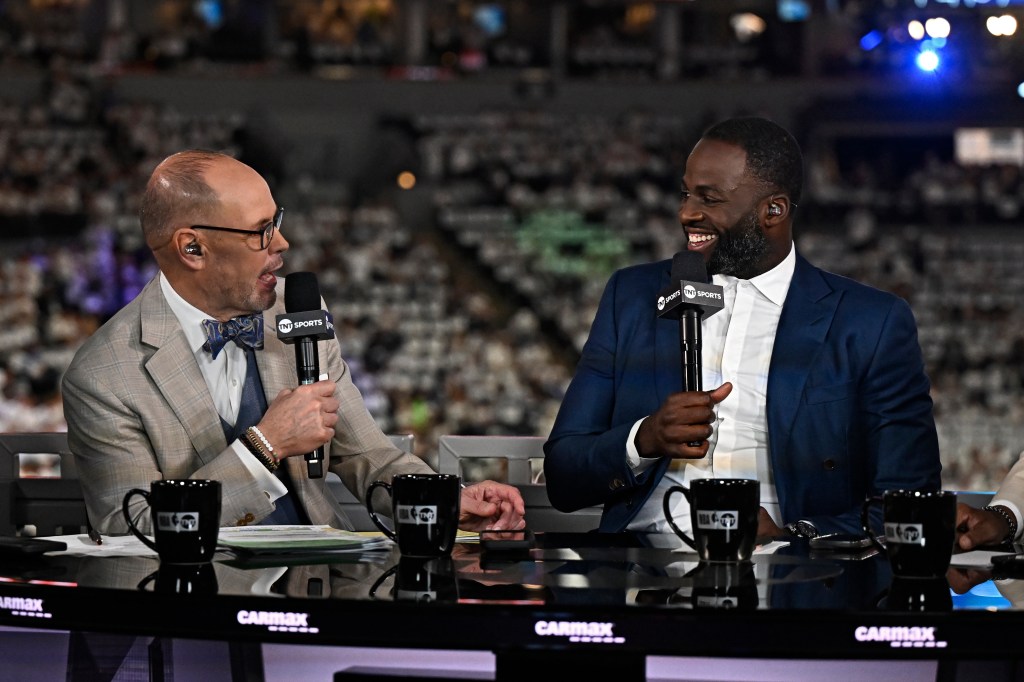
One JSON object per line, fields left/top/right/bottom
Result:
{"left": 1, "top": 532, "right": 1022, "bottom": 663}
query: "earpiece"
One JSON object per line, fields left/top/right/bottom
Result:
{"left": 184, "top": 243, "right": 202, "bottom": 256}
{"left": 768, "top": 203, "right": 782, "bottom": 216}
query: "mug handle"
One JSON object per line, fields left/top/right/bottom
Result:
{"left": 122, "top": 488, "right": 160, "bottom": 553}
{"left": 366, "top": 481, "right": 397, "bottom": 541}
{"left": 367, "top": 563, "right": 400, "bottom": 600}
{"left": 861, "top": 495, "right": 886, "bottom": 552}
{"left": 663, "top": 485, "right": 697, "bottom": 551}
{"left": 137, "top": 570, "right": 158, "bottom": 592}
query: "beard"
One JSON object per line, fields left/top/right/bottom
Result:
{"left": 706, "top": 211, "right": 769, "bottom": 279}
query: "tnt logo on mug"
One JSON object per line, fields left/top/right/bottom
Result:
{"left": 696, "top": 510, "right": 739, "bottom": 531}
{"left": 397, "top": 505, "right": 438, "bottom": 526}
{"left": 155, "top": 511, "right": 200, "bottom": 533}
{"left": 884, "top": 522, "right": 926, "bottom": 546}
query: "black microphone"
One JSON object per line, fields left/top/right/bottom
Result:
{"left": 657, "top": 252, "right": 725, "bottom": 445}
{"left": 277, "top": 272, "right": 335, "bottom": 479}
{"left": 656, "top": 251, "right": 725, "bottom": 391}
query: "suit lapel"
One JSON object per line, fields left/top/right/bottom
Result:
{"left": 139, "top": 281, "right": 227, "bottom": 465}
{"left": 767, "top": 254, "right": 838, "bottom": 461}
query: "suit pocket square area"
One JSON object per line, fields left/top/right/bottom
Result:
{"left": 805, "top": 381, "right": 854, "bottom": 405}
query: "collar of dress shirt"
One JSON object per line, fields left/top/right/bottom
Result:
{"left": 712, "top": 242, "right": 796, "bottom": 307}
{"left": 159, "top": 272, "right": 220, "bottom": 355}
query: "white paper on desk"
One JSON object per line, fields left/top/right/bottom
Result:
{"left": 949, "top": 549, "right": 1015, "bottom": 569}
{"left": 754, "top": 540, "right": 790, "bottom": 555}
{"left": 37, "top": 533, "right": 158, "bottom": 557}
{"left": 217, "top": 524, "right": 391, "bottom": 553}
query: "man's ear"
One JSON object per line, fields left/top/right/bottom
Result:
{"left": 174, "top": 230, "right": 205, "bottom": 268}
{"left": 763, "top": 195, "right": 794, "bottom": 225}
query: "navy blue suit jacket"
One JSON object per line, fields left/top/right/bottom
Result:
{"left": 544, "top": 252, "right": 941, "bottom": 534}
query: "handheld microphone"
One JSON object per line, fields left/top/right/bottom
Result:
{"left": 656, "top": 251, "right": 725, "bottom": 445}
{"left": 277, "top": 272, "right": 335, "bottom": 479}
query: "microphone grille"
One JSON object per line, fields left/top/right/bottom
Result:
{"left": 670, "top": 251, "right": 709, "bottom": 284}
{"left": 284, "top": 272, "right": 321, "bottom": 312}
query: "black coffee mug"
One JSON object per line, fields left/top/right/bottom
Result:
{"left": 663, "top": 478, "right": 759, "bottom": 562}
{"left": 366, "top": 474, "right": 461, "bottom": 557}
{"left": 122, "top": 480, "right": 222, "bottom": 564}
{"left": 368, "top": 556, "right": 459, "bottom": 603}
{"left": 861, "top": 490, "right": 956, "bottom": 578}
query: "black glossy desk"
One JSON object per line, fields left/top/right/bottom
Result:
{"left": 0, "top": 532, "right": 1021, "bottom": 681}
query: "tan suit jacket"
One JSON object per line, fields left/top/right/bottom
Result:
{"left": 62, "top": 276, "right": 431, "bottom": 534}
{"left": 994, "top": 452, "right": 1024, "bottom": 532}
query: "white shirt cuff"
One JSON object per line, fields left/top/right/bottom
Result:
{"left": 232, "top": 439, "right": 288, "bottom": 502}
{"left": 990, "top": 497, "right": 1023, "bottom": 542}
{"left": 626, "top": 417, "right": 659, "bottom": 475}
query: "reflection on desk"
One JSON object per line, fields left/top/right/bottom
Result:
{"left": 2, "top": 531, "right": 1024, "bottom": 676}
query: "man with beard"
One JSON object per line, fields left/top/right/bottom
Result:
{"left": 63, "top": 150, "right": 525, "bottom": 535}
{"left": 544, "top": 117, "right": 940, "bottom": 538}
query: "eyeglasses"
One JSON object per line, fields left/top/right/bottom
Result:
{"left": 191, "top": 206, "right": 284, "bottom": 250}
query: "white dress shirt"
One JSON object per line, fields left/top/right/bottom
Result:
{"left": 160, "top": 274, "right": 286, "bottom": 501}
{"left": 627, "top": 246, "right": 796, "bottom": 534}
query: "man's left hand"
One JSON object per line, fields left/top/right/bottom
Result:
{"left": 459, "top": 480, "right": 526, "bottom": 531}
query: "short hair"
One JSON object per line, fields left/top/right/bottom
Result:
{"left": 702, "top": 117, "right": 803, "bottom": 205}
{"left": 139, "top": 149, "right": 230, "bottom": 248}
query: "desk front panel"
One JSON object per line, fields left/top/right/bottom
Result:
{"left": 0, "top": 533, "right": 1020, "bottom": 662}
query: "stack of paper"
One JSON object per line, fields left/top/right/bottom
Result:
{"left": 217, "top": 525, "right": 392, "bottom": 556}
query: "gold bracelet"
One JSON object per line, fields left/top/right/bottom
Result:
{"left": 243, "top": 427, "right": 279, "bottom": 473}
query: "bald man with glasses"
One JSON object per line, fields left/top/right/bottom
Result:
{"left": 63, "top": 150, "right": 525, "bottom": 536}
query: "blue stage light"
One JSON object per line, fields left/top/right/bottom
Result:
{"left": 1018, "top": 82, "right": 1024, "bottom": 99}
{"left": 916, "top": 50, "right": 940, "bottom": 72}
{"left": 859, "top": 30, "right": 883, "bottom": 51}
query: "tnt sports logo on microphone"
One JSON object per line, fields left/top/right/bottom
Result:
{"left": 884, "top": 522, "right": 926, "bottom": 546}
{"left": 156, "top": 511, "right": 199, "bottom": 533}
{"left": 657, "top": 289, "right": 681, "bottom": 311}
{"left": 696, "top": 510, "right": 739, "bottom": 531}
{"left": 278, "top": 317, "right": 324, "bottom": 334}
{"left": 683, "top": 284, "right": 697, "bottom": 299}
{"left": 397, "top": 505, "right": 437, "bottom": 526}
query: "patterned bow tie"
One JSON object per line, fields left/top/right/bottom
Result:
{"left": 201, "top": 314, "right": 264, "bottom": 359}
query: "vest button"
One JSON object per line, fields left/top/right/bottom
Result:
{"left": 823, "top": 459, "right": 837, "bottom": 471}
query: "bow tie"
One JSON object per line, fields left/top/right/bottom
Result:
{"left": 202, "top": 314, "right": 264, "bottom": 359}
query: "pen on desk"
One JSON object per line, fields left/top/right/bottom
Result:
{"left": 88, "top": 528, "right": 103, "bottom": 545}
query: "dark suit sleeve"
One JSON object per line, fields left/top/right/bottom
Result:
{"left": 543, "top": 270, "right": 658, "bottom": 514}
{"left": 806, "top": 296, "right": 941, "bottom": 535}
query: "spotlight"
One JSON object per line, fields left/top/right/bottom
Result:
{"left": 730, "top": 13, "right": 767, "bottom": 42}
{"left": 925, "top": 17, "right": 950, "bottom": 39}
{"left": 860, "top": 30, "right": 883, "bottom": 51}
{"left": 908, "top": 20, "right": 925, "bottom": 41}
{"left": 397, "top": 171, "right": 417, "bottom": 190}
{"left": 916, "top": 50, "right": 940, "bottom": 72}
{"left": 987, "top": 15, "right": 1017, "bottom": 37}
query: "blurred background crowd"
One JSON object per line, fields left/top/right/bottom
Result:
{"left": 2, "top": 0, "right": 1024, "bottom": 492}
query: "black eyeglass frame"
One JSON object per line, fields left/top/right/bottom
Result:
{"left": 191, "top": 206, "right": 284, "bottom": 250}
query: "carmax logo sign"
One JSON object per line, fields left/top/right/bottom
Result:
{"left": 238, "top": 610, "right": 319, "bottom": 634}
{"left": 854, "top": 626, "right": 948, "bottom": 649}
{"left": 534, "top": 620, "right": 625, "bottom": 644}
